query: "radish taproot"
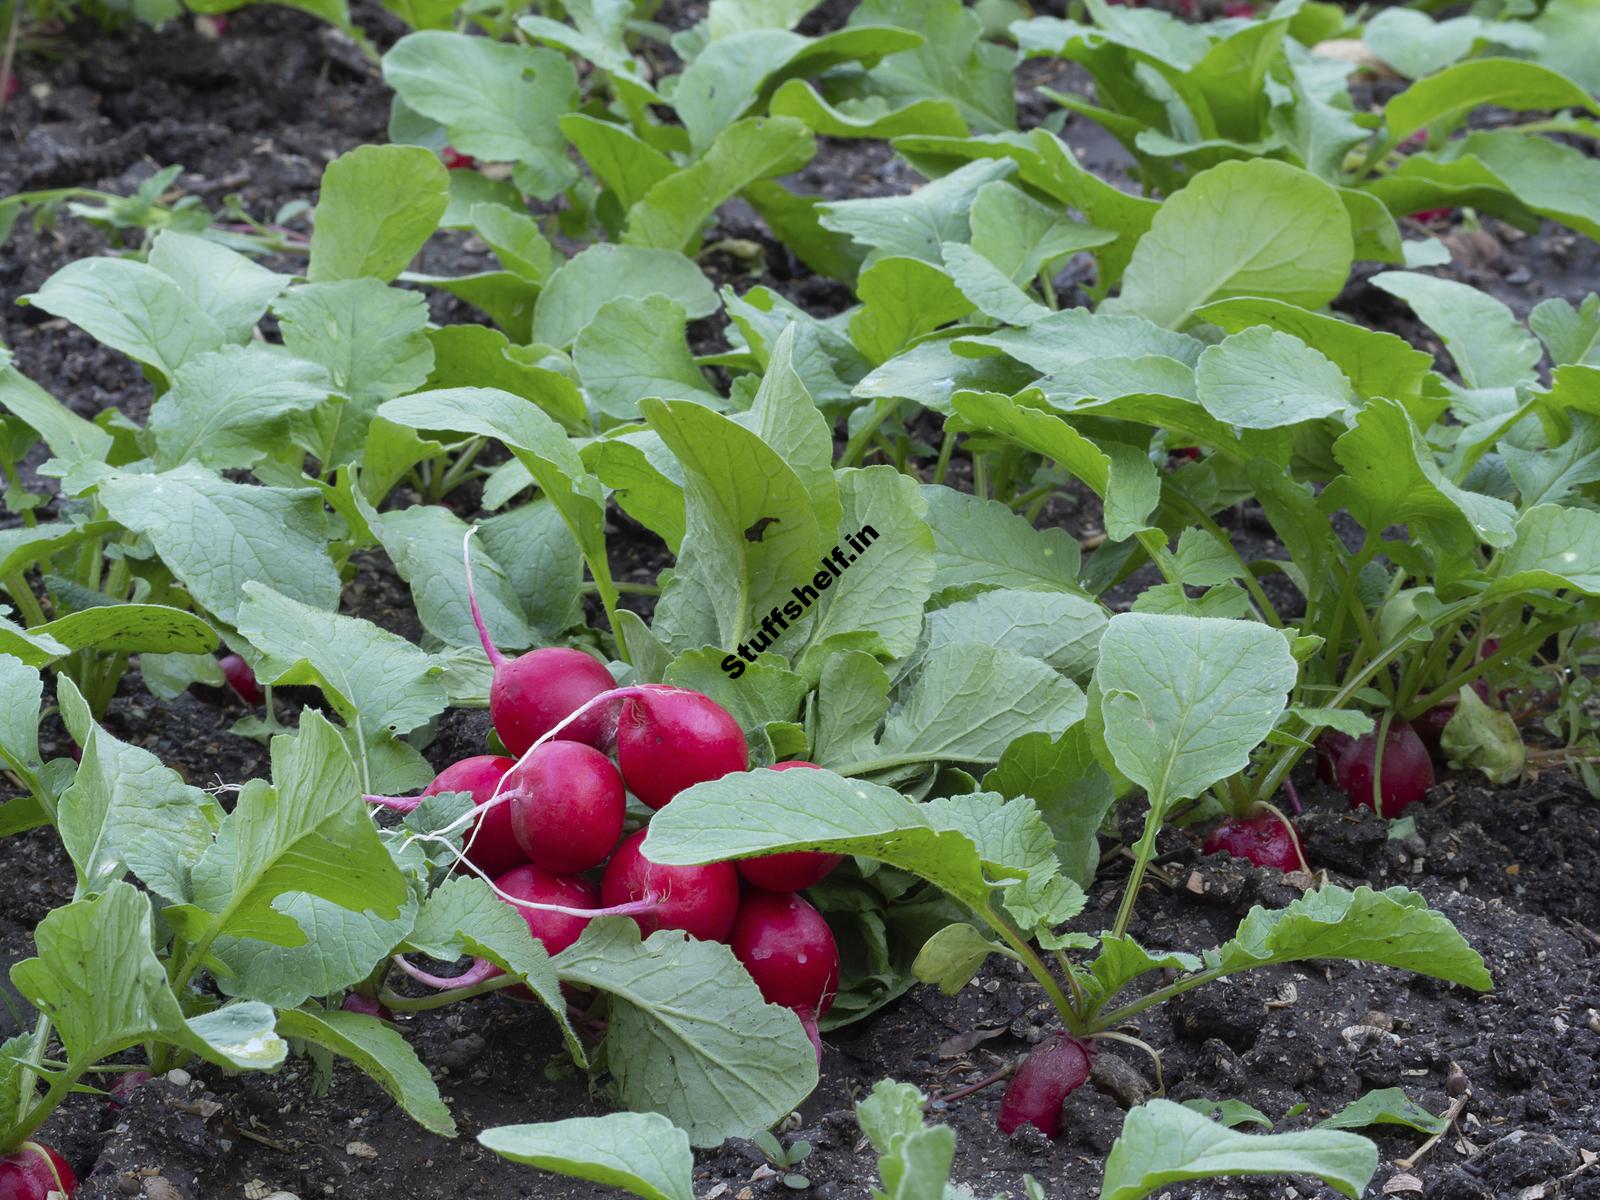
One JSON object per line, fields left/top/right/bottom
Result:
{"left": 1336, "top": 722, "right": 1434, "bottom": 816}
{"left": 996, "top": 1034, "right": 1095, "bottom": 1137}
{"left": 507, "top": 741, "right": 625, "bottom": 874}
{"left": 1201, "top": 811, "right": 1305, "bottom": 872}
{"left": 219, "top": 654, "right": 263, "bottom": 705}
{"left": 600, "top": 829, "right": 741, "bottom": 942}
{"left": 464, "top": 534, "right": 615, "bottom": 754}
{"left": 735, "top": 762, "right": 842, "bottom": 892}
{"left": 0, "top": 1143, "right": 76, "bottom": 1200}
{"left": 615, "top": 688, "right": 748, "bottom": 809}
{"left": 729, "top": 890, "right": 840, "bottom": 1057}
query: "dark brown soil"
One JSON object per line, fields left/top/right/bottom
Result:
{"left": 1, "top": 5, "right": 1598, "bottom": 1200}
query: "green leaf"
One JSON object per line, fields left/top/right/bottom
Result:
{"left": 819, "top": 158, "right": 1016, "bottom": 267}
{"left": 235, "top": 584, "right": 447, "bottom": 741}
{"left": 983, "top": 723, "right": 1116, "bottom": 889}
{"left": 924, "top": 589, "right": 1105, "bottom": 680}
{"left": 24, "top": 258, "right": 224, "bottom": 381}
{"left": 1322, "top": 398, "right": 1517, "bottom": 555}
{"left": 1318, "top": 1088, "right": 1447, "bottom": 1135}
{"left": 146, "top": 231, "right": 291, "bottom": 343}
{"left": 1530, "top": 293, "right": 1600, "bottom": 368}
{"left": 0, "top": 362, "right": 113, "bottom": 463}
{"left": 852, "top": 0, "right": 1017, "bottom": 133}
{"left": 56, "top": 675, "right": 221, "bottom": 902}
{"left": 308, "top": 145, "right": 449, "bottom": 284}
{"left": 559, "top": 115, "right": 677, "bottom": 212}
{"left": 1110, "top": 159, "right": 1353, "bottom": 330}
{"left": 644, "top": 771, "right": 1054, "bottom": 913}
{"left": 956, "top": 305, "right": 1203, "bottom": 376}
{"left": 554, "top": 920, "right": 818, "bottom": 1148}
{"left": 1101, "top": 1099, "right": 1378, "bottom": 1200}
{"left": 575, "top": 297, "right": 723, "bottom": 418}
{"left": 623, "top": 116, "right": 815, "bottom": 253}
{"left": 911, "top": 923, "right": 1002, "bottom": 995}
{"left": 1369, "top": 271, "right": 1539, "bottom": 391}
{"left": 165, "top": 711, "right": 410, "bottom": 950}
{"left": 920, "top": 485, "right": 1082, "bottom": 596}
{"left": 1194, "top": 326, "right": 1352, "bottom": 428}
{"left": 478, "top": 499, "right": 585, "bottom": 638}
{"left": 275, "top": 1008, "right": 455, "bottom": 1136}
{"left": 480, "top": 1113, "right": 694, "bottom": 1200}
{"left": 1363, "top": 10, "right": 1539, "bottom": 80}
{"left": 940, "top": 241, "right": 1050, "bottom": 326}
{"left": 147, "top": 346, "right": 332, "bottom": 471}
{"left": 1212, "top": 884, "right": 1492, "bottom": 989}
{"left": 12, "top": 883, "right": 287, "bottom": 1072}
{"left": 95, "top": 466, "right": 340, "bottom": 626}
{"left": 1489, "top": 503, "right": 1600, "bottom": 596}
{"left": 382, "top": 33, "right": 579, "bottom": 199}
{"left": 1083, "top": 936, "right": 1203, "bottom": 1009}
{"left": 1094, "top": 613, "right": 1297, "bottom": 808}
{"left": 584, "top": 429, "right": 687, "bottom": 552}
{"left": 9, "top": 603, "right": 216, "bottom": 665}
{"left": 531, "top": 244, "right": 718, "bottom": 350}
{"left": 470, "top": 202, "right": 553, "bottom": 284}
{"left": 849, "top": 257, "right": 971, "bottom": 365}
{"left": 426, "top": 324, "right": 587, "bottom": 435}
{"left": 408, "top": 876, "right": 582, "bottom": 1064}
{"left": 1383, "top": 58, "right": 1598, "bottom": 145}
{"left": 0, "top": 653, "right": 44, "bottom": 780}
{"left": 768, "top": 79, "right": 967, "bottom": 139}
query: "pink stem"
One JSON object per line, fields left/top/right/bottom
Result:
{"left": 364, "top": 793, "right": 424, "bottom": 813}
{"left": 1283, "top": 777, "right": 1303, "bottom": 816}
{"left": 463, "top": 526, "right": 508, "bottom": 671}
{"left": 391, "top": 954, "right": 502, "bottom": 991}
{"left": 932, "top": 1063, "right": 1015, "bottom": 1104}
{"left": 801, "top": 1015, "right": 823, "bottom": 1064}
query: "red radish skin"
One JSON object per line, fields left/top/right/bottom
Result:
{"left": 736, "top": 761, "right": 843, "bottom": 891}
{"left": 0, "top": 1143, "right": 77, "bottom": 1200}
{"left": 3, "top": 72, "right": 18, "bottom": 103}
{"left": 1314, "top": 730, "right": 1353, "bottom": 785}
{"left": 1337, "top": 722, "right": 1435, "bottom": 817}
{"left": 441, "top": 146, "right": 477, "bottom": 171}
{"left": 219, "top": 654, "right": 263, "bottom": 705}
{"left": 106, "top": 1070, "right": 153, "bottom": 1110}
{"left": 996, "top": 1035, "right": 1095, "bottom": 1137}
{"left": 615, "top": 688, "right": 748, "bottom": 810}
{"left": 340, "top": 994, "right": 394, "bottom": 1022}
{"left": 730, "top": 890, "right": 840, "bottom": 1059}
{"left": 1202, "top": 812, "right": 1303, "bottom": 873}
{"left": 1222, "top": 0, "right": 1255, "bottom": 14}
{"left": 507, "top": 742, "right": 625, "bottom": 874}
{"left": 423, "top": 756, "right": 523, "bottom": 878}
{"left": 497, "top": 865, "right": 599, "bottom": 957}
{"left": 601, "top": 830, "right": 741, "bottom": 942}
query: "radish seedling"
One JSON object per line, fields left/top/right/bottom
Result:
{"left": 507, "top": 741, "right": 625, "bottom": 874}
{"left": 1336, "top": 722, "right": 1434, "bottom": 817}
{"left": 601, "top": 830, "right": 741, "bottom": 942}
{"left": 996, "top": 1034, "right": 1094, "bottom": 1137}
{"left": 615, "top": 688, "right": 748, "bottom": 810}
{"left": 735, "top": 763, "right": 841, "bottom": 892}
{"left": 729, "top": 890, "right": 840, "bottom": 1056}
{"left": 0, "top": 1142, "right": 76, "bottom": 1200}
{"left": 1201, "top": 811, "right": 1305, "bottom": 873}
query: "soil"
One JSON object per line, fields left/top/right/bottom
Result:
{"left": 1, "top": 4, "right": 1598, "bottom": 1200}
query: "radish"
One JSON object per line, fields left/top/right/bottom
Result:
{"left": 996, "top": 1034, "right": 1095, "bottom": 1137}
{"left": 441, "top": 146, "right": 477, "bottom": 171}
{"left": 735, "top": 761, "right": 842, "bottom": 892}
{"left": 600, "top": 830, "right": 741, "bottom": 942}
{"left": 615, "top": 688, "right": 748, "bottom": 810}
{"left": 428, "top": 756, "right": 523, "bottom": 878}
{"left": 219, "top": 654, "right": 263, "bottom": 705}
{"left": 464, "top": 534, "right": 616, "bottom": 754}
{"left": 3, "top": 72, "right": 18, "bottom": 103}
{"left": 1201, "top": 811, "right": 1305, "bottom": 873}
{"left": 1221, "top": 0, "right": 1255, "bottom": 14}
{"left": 1416, "top": 679, "right": 1493, "bottom": 757}
{"left": 0, "top": 1143, "right": 76, "bottom": 1200}
{"left": 507, "top": 741, "right": 625, "bottom": 874}
{"left": 105, "top": 1070, "right": 153, "bottom": 1110}
{"left": 1314, "top": 730, "right": 1352, "bottom": 785}
{"left": 497, "top": 864, "right": 599, "bottom": 957}
{"left": 340, "top": 994, "right": 394, "bottom": 1022}
{"left": 1336, "top": 722, "right": 1434, "bottom": 817}
{"left": 729, "top": 890, "right": 840, "bottom": 1058}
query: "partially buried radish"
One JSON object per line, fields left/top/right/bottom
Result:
{"left": 1202, "top": 810, "right": 1304, "bottom": 872}
{"left": 507, "top": 741, "right": 625, "bottom": 874}
{"left": 0, "top": 1143, "right": 76, "bottom": 1200}
{"left": 996, "top": 1034, "right": 1095, "bottom": 1137}
{"left": 426, "top": 755, "right": 522, "bottom": 878}
{"left": 219, "top": 654, "right": 263, "bottom": 705}
{"left": 1314, "top": 730, "right": 1352, "bottom": 785}
{"left": 465, "top": 535, "right": 615, "bottom": 754}
{"left": 1336, "top": 722, "right": 1434, "bottom": 817}
{"left": 601, "top": 829, "right": 741, "bottom": 942}
{"left": 729, "top": 890, "right": 840, "bottom": 1057}
{"left": 616, "top": 687, "right": 748, "bottom": 809}
{"left": 736, "top": 762, "right": 842, "bottom": 892}
{"left": 340, "top": 994, "right": 393, "bottom": 1022}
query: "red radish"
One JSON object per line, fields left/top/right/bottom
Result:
{"left": 463, "top": 530, "right": 616, "bottom": 755}
{"left": 340, "top": 994, "right": 393, "bottom": 1022}
{"left": 1221, "top": 0, "right": 1254, "bottom": 14}
{"left": 427, "top": 755, "right": 522, "bottom": 878}
{"left": 0, "top": 1143, "right": 76, "bottom": 1200}
{"left": 219, "top": 654, "right": 263, "bottom": 705}
{"left": 1415, "top": 679, "right": 1493, "bottom": 757}
{"left": 996, "top": 1034, "right": 1095, "bottom": 1137}
{"left": 1410, "top": 207, "right": 1454, "bottom": 223}
{"left": 441, "top": 146, "right": 477, "bottom": 171}
{"left": 1336, "top": 722, "right": 1434, "bottom": 817}
{"left": 106, "top": 1070, "right": 153, "bottom": 1109}
{"left": 1314, "top": 730, "right": 1353, "bottom": 785}
{"left": 615, "top": 688, "right": 748, "bottom": 810}
{"left": 507, "top": 742, "right": 625, "bottom": 874}
{"left": 497, "top": 864, "right": 599, "bottom": 957}
{"left": 2, "top": 72, "right": 16, "bottom": 103}
{"left": 729, "top": 890, "right": 840, "bottom": 1058}
{"left": 735, "top": 761, "right": 842, "bottom": 892}
{"left": 1201, "top": 811, "right": 1304, "bottom": 872}
{"left": 601, "top": 830, "right": 741, "bottom": 942}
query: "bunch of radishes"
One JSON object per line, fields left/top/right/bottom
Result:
{"left": 381, "top": 544, "right": 843, "bottom": 1049}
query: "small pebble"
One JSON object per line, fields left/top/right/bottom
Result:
{"left": 164, "top": 1069, "right": 191, "bottom": 1087}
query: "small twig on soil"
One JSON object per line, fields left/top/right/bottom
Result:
{"left": 1395, "top": 1092, "right": 1469, "bottom": 1172}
